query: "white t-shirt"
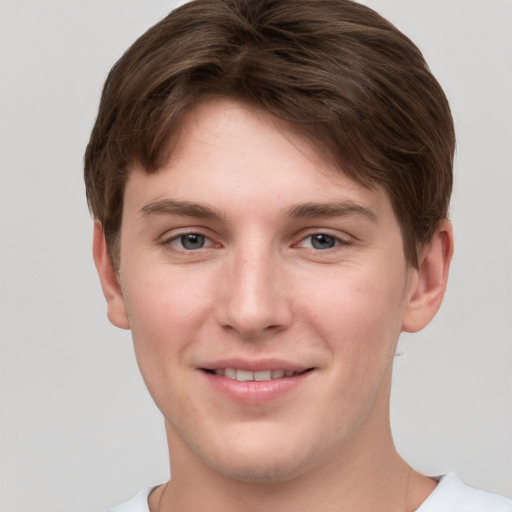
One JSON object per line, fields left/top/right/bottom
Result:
{"left": 106, "top": 474, "right": 512, "bottom": 512}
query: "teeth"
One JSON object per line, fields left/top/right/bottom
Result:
{"left": 236, "top": 369, "right": 254, "bottom": 381}
{"left": 212, "top": 368, "right": 300, "bottom": 381}
{"left": 224, "top": 368, "right": 236, "bottom": 379}
{"left": 254, "top": 370, "right": 271, "bottom": 381}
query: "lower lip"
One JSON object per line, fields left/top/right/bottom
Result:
{"left": 201, "top": 370, "right": 312, "bottom": 405}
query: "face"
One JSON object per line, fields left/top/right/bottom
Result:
{"left": 110, "top": 99, "right": 422, "bottom": 482}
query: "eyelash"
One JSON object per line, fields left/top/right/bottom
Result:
{"left": 162, "top": 231, "right": 218, "bottom": 252}
{"left": 161, "top": 230, "right": 351, "bottom": 254}
{"left": 295, "top": 232, "right": 352, "bottom": 251}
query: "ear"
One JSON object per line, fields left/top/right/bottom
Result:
{"left": 402, "top": 220, "right": 454, "bottom": 333}
{"left": 92, "top": 222, "right": 130, "bottom": 330}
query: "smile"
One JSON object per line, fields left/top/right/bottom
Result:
{"left": 201, "top": 365, "right": 314, "bottom": 405}
{"left": 209, "top": 368, "right": 304, "bottom": 381}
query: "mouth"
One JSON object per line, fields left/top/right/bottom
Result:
{"left": 200, "top": 363, "right": 315, "bottom": 405}
{"left": 202, "top": 368, "right": 313, "bottom": 382}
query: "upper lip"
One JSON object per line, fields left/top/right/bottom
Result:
{"left": 200, "top": 358, "right": 312, "bottom": 373}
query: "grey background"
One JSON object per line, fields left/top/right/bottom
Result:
{"left": 0, "top": 1, "right": 510, "bottom": 510}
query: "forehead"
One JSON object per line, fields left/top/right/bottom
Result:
{"left": 168, "top": 99, "right": 337, "bottom": 182}
{"left": 123, "top": 98, "right": 391, "bottom": 223}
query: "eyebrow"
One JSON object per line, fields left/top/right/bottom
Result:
{"left": 286, "top": 201, "right": 378, "bottom": 223}
{"left": 139, "top": 198, "right": 377, "bottom": 223}
{"left": 140, "top": 199, "right": 224, "bottom": 220}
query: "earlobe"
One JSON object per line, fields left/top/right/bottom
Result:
{"left": 92, "top": 222, "right": 130, "bottom": 330}
{"left": 402, "top": 220, "right": 454, "bottom": 333}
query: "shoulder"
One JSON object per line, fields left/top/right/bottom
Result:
{"left": 418, "top": 474, "right": 512, "bottom": 512}
{"left": 107, "top": 486, "right": 158, "bottom": 512}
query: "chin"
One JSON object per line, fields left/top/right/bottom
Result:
{"left": 207, "top": 454, "right": 307, "bottom": 484}
{"left": 196, "top": 431, "right": 315, "bottom": 484}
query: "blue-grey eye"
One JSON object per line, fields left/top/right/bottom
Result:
{"left": 180, "top": 233, "right": 205, "bottom": 250}
{"left": 310, "top": 234, "right": 336, "bottom": 250}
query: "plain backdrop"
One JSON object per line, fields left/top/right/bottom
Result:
{"left": 0, "top": 1, "right": 511, "bottom": 511}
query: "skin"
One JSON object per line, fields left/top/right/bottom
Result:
{"left": 94, "top": 99, "right": 453, "bottom": 511}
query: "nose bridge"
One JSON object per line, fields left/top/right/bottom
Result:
{"left": 219, "top": 241, "right": 290, "bottom": 337}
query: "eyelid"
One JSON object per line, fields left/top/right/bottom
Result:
{"left": 294, "top": 229, "right": 353, "bottom": 248}
{"left": 160, "top": 228, "right": 221, "bottom": 252}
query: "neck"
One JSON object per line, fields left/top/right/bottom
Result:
{"left": 151, "top": 420, "right": 430, "bottom": 512}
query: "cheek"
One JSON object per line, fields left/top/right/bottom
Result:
{"left": 120, "top": 270, "right": 201, "bottom": 371}
{"left": 121, "top": 277, "right": 196, "bottom": 413}
{"left": 124, "top": 263, "right": 207, "bottom": 330}
{"left": 303, "top": 265, "right": 408, "bottom": 360}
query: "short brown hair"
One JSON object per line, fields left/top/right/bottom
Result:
{"left": 84, "top": 0, "right": 454, "bottom": 267}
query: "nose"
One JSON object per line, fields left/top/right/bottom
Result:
{"left": 216, "top": 246, "right": 292, "bottom": 339}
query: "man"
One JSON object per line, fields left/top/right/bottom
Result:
{"left": 84, "top": 0, "right": 512, "bottom": 510}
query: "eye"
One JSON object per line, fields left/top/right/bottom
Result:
{"left": 164, "top": 232, "right": 213, "bottom": 251}
{"left": 294, "top": 231, "right": 354, "bottom": 253}
{"left": 176, "top": 233, "right": 206, "bottom": 250}
{"left": 298, "top": 233, "right": 341, "bottom": 250}
{"left": 308, "top": 233, "right": 337, "bottom": 250}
